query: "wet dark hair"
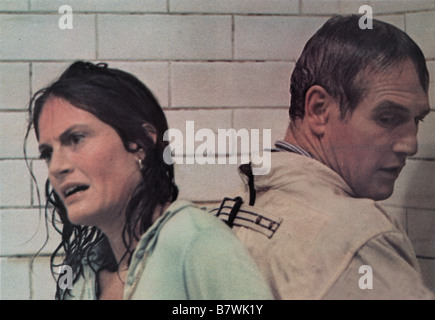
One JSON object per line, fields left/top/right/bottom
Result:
{"left": 25, "top": 61, "right": 178, "bottom": 299}
{"left": 289, "top": 14, "right": 429, "bottom": 120}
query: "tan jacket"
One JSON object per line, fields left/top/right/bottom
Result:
{"left": 216, "top": 151, "right": 434, "bottom": 299}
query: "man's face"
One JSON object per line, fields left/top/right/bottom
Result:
{"left": 324, "top": 60, "right": 430, "bottom": 201}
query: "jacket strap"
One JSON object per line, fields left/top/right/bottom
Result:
{"left": 239, "top": 163, "right": 256, "bottom": 206}
{"left": 211, "top": 197, "right": 282, "bottom": 239}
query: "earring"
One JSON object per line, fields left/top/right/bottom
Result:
{"left": 138, "top": 158, "right": 144, "bottom": 170}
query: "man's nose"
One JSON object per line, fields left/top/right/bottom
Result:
{"left": 392, "top": 125, "right": 418, "bottom": 157}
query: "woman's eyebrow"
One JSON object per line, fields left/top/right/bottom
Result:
{"left": 58, "top": 124, "right": 89, "bottom": 143}
{"left": 38, "top": 124, "right": 90, "bottom": 150}
{"left": 38, "top": 143, "right": 51, "bottom": 153}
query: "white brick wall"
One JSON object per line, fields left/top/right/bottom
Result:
{"left": 170, "top": 0, "right": 299, "bottom": 14}
{"left": 0, "top": 63, "right": 30, "bottom": 110}
{"left": 1, "top": 0, "right": 434, "bottom": 299}
{"left": 0, "top": 14, "right": 96, "bottom": 60}
{"left": 406, "top": 11, "right": 435, "bottom": 59}
{"left": 235, "top": 16, "right": 329, "bottom": 60}
{"left": 171, "top": 62, "right": 292, "bottom": 107}
{"left": 0, "top": 0, "right": 28, "bottom": 11}
{"left": 29, "top": 0, "right": 168, "bottom": 12}
{"left": 98, "top": 14, "right": 232, "bottom": 60}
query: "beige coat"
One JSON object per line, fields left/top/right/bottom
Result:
{"left": 217, "top": 151, "right": 434, "bottom": 299}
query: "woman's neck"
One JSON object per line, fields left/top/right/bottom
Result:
{"left": 101, "top": 202, "right": 171, "bottom": 268}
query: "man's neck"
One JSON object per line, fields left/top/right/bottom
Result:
{"left": 283, "top": 121, "right": 329, "bottom": 166}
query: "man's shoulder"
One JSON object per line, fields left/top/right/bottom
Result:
{"left": 251, "top": 153, "right": 397, "bottom": 235}
{"left": 215, "top": 174, "right": 400, "bottom": 268}
{"left": 213, "top": 193, "right": 395, "bottom": 241}
{"left": 212, "top": 189, "right": 405, "bottom": 299}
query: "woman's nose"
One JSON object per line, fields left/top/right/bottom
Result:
{"left": 48, "top": 149, "right": 72, "bottom": 179}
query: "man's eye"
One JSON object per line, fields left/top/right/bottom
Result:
{"left": 377, "top": 113, "right": 404, "bottom": 127}
{"left": 378, "top": 115, "right": 396, "bottom": 125}
{"left": 414, "top": 117, "right": 425, "bottom": 126}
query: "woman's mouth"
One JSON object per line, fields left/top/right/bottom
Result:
{"left": 63, "top": 185, "right": 90, "bottom": 198}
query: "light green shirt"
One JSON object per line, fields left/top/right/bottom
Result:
{"left": 64, "top": 200, "right": 273, "bottom": 300}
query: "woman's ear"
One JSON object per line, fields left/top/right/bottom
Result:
{"left": 136, "top": 147, "right": 146, "bottom": 162}
{"left": 127, "top": 142, "right": 145, "bottom": 161}
{"left": 128, "top": 123, "right": 157, "bottom": 161}
{"left": 304, "top": 85, "right": 335, "bottom": 137}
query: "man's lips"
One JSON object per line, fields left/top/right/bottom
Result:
{"left": 379, "top": 166, "right": 403, "bottom": 178}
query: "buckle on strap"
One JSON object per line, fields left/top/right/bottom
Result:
{"left": 211, "top": 197, "right": 282, "bottom": 239}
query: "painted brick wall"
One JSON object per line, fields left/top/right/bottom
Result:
{"left": 1, "top": 0, "right": 434, "bottom": 299}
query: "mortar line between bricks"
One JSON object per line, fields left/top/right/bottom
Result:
{"left": 0, "top": 59, "right": 298, "bottom": 63}
{"left": 1, "top": 10, "right": 435, "bottom": 16}
{"left": 29, "top": 160, "right": 34, "bottom": 206}
{"left": 231, "top": 15, "right": 235, "bottom": 60}
{"left": 2, "top": 58, "right": 434, "bottom": 63}
{"left": 29, "top": 256, "right": 34, "bottom": 300}
{"left": 168, "top": 61, "right": 172, "bottom": 107}
{"left": 95, "top": 14, "right": 99, "bottom": 60}
{"left": 28, "top": 62, "right": 32, "bottom": 105}
{"left": 0, "top": 253, "right": 52, "bottom": 258}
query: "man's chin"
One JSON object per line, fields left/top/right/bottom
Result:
{"left": 371, "top": 192, "right": 393, "bottom": 202}
{"left": 355, "top": 184, "right": 395, "bottom": 201}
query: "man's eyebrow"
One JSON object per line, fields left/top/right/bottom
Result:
{"left": 372, "top": 101, "right": 430, "bottom": 118}
{"left": 372, "top": 101, "right": 410, "bottom": 115}
{"left": 418, "top": 107, "right": 431, "bottom": 119}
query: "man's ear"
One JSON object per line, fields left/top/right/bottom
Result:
{"left": 304, "top": 85, "right": 333, "bottom": 137}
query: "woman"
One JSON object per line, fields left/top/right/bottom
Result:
{"left": 25, "top": 61, "right": 273, "bottom": 300}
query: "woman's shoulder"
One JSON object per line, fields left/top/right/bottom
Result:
{"left": 162, "top": 199, "right": 230, "bottom": 237}
{"left": 159, "top": 201, "right": 274, "bottom": 300}
{"left": 147, "top": 199, "right": 238, "bottom": 262}
{"left": 158, "top": 199, "right": 252, "bottom": 262}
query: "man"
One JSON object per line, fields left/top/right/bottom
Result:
{"left": 213, "top": 15, "right": 434, "bottom": 299}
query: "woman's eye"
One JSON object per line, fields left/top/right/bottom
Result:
{"left": 39, "top": 149, "right": 52, "bottom": 162}
{"left": 69, "top": 133, "right": 85, "bottom": 145}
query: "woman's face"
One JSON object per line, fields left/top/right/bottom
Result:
{"left": 37, "top": 96, "right": 143, "bottom": 229}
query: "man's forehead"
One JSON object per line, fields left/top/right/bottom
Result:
{"left": 361, "top": 60, "right": 427, "bottom": 92}
{"left": 353, "top": 61, "right": 430, "bottom": 115}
